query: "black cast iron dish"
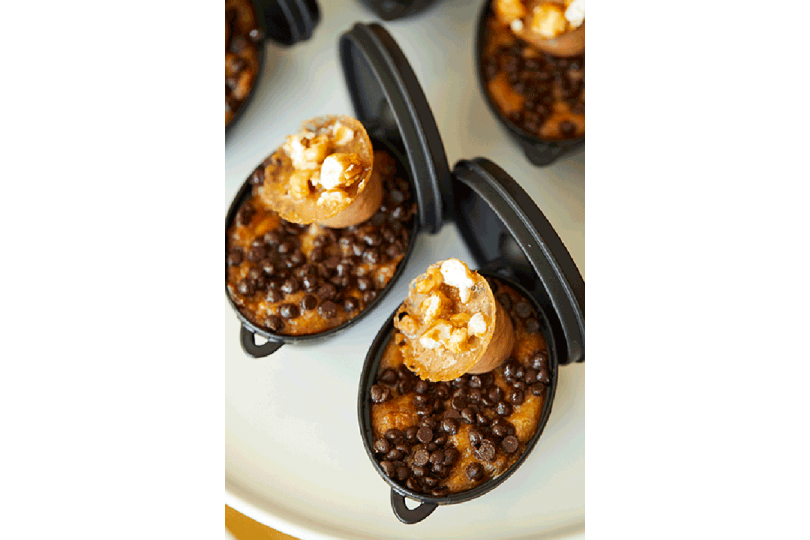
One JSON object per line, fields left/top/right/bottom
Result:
{"left": 227, "top": 0, "right": 321, "bottom": 135}
{"left": 474, "top": 1, "right": 585, "bottom": 166}
{"left": 226, "top": 138, "right": 420, "bottom": 358}
{"left": 359, "top": 0, "right": 439, "bottom": 21}
{"left": 337, "top": 23, "right": 585, "bottom": 523}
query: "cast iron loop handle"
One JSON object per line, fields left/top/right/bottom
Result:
{"left": 390, "top": 490, "right": 437, "bottom": 524}
{"left": 522, "top": 140, "right": 564, "bottom": 167}
{"left": 240, "top": 325, "right": 284, "bottom": 358}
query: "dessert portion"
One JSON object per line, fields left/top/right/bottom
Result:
{"left": 259, "top": 116, "right": 380, "bottom": 228}
{"left": 226, "top": 0, "right": 263, "bottom": 126}
{"left": 227, "top": 149, "right": 416, "bottom": 336}
{"left": 394, "top": 259, "right": 515, "bottom": 382}
{"left": 370, "top": 277, "right": 550, "bottom": 496}
{"left": 482, "top": 0, "right": 584, "bottom": 140}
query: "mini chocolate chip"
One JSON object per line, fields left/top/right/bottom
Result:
{"left": 416, "top": 426, "right": 433, "bottom": 444}
{"left": 475, "top": 439, "right": 497, "bottom": 462}
{"left": 491, "top": 420, "right": 510, "bottom": 438}
{"left": 385, "top": 429, "right": 403, "bottom": 442}
{"left": 300, "top": 294, "right": 318, "bottom": 312}
{"left": 507, "top": 389, "right": 526, "bottom": 405}
{"left": 443, "top": 447, "right": 459, "bottom": 466}
{"left": 363, "top": 290, "right": 377, "bottom": 304}
{"left": 488, "top": 387, "right": 503, "bottom": 403}
{"left": 317, "top": 283, "right": 336, "bottom": 301}
{"left": 356, "top": 276, "right": 372, "bottom": 291}
{"left": 247, "top": 246, "right": 266, "bottom": 262}
{"left": 420, "top": 417, "right": 436, "bottom": 429}
{"left": 318, "top": 301, "right": 337, "bottom": 319}
{"left": 429, "top": 450, "right": 444, "bottom": 466}
{"left": 403, "top": 426, "right": 418, "bottom": 443}
{"left": 380, "top": 460, "right": 395, "bottom": 477}
{"left": 496, "top": 401, "right": 513, "bottom": 417}
{"left": 434, "top": 433, "right": 448, "bottom": 447}
{"left": 431, "top": 463, "right": 447, "bottom": 477}
{"left": 279, "top": 303, "right": 299, "bottom": 319}
{"left": 336, "top": 261, "right": 353, "bottom": 277}
{"left": 262, "top": 231, "right": 281, "bottom": 246}
{"left": 413, "top": 448, "right": 430, "bottom": 467}
{"left": 386, "top": 449, "right": 404, "bottom": 462}
{"left": 363, "top": 249, "right": 381, "bottom": 265}
{"left": 261, "top": 260, "right": 279, "bottom": 276}
{"left": 414, "top": 394, "right": 429, "bottom": 407}
{"left": 440, "top": 418, "right": 459, "bottom": 435}
{"left": 496, "top": 292, "right": 512, "bottom": 310}
{"left": 324, "top": 256, "right": 340, "bottom": 269}
{"left": 247, "top": 267, "right": 262, "bottom": 281}
{"left": 461, "top": 408, "right": 476, "bottom": 424}
{"left": 386, "top": 243, "right": 403, "bottom": 258}
{"left": 392, "top": 205, "right": 409, "bottom": 221}
{"left": 373, "top": 438, "right": 390, "bottom": 454}
{"left": 265, "top": 288, "right": 281, "bottom": 303}
{"left": 468, "top": 388, "right": 483, "bottom": 403}
{"left": 396, "top": 464, "right": 410, "bottom": 481}
{"left": 502, "top": 435, "right": 519, "bottom": 453}
{"left": 380, "top": 368, "right": 397, "bottom": 384}
{"left": 278, "top": 242, "right": 294, "bottom": 255}
{"left": 514, "top": 301, "right": 532, "bottom": 319}
{"left": 512, "top": 381, "right": 527, "bottom": 391}
{"left": 469, "top": 428, "right": 482, "bottom": 446}
{"left": 250, "top": 166, "right": 265, "bottom": 186}
{"left": 430, "top": 486, "right": 449, "bottom": 497}
{"left": 524, "top": 368, "right": 538, "bottom": 384}
{"left": 289, "top": 250, "right": 305, "bottom": 267}
{"left": 264, "top": 315, "right": 283, "bottom": 332}
{"left": 422, "top": 476, "right": 438, "bottom": 488}
{"left": 280, "top": 278, "right": 299, "bottom": 295}
{"left": 531, "top": 382, "right": 546, "bottom": 396}
{"left": 343, "top": 297, "right": 359, "bottom": 312}
{"left": 443, "top": 409, "right": 461, "bottom": 421}
{"left": 415, "top": 380, "right": 429, "bottom": 394}
{"left": 466, "top": 462, "right": 484, "bottom": 481}
{"left": 476, "top": 413, "right": 490, "bottom": 426}
{"left": 451, "top": 396, "right": 466, "bottom": 411}
{"left": 526, "top": 318, "right": 540, "bottom": 333}
{"left": 412, "top": 464, "right": 427, "bottom": 478}
{"left": 406, "top": 477, "right": 420, "bottom": 492}
{"left": 370, "top": 384, "right": 391, "bottom": 404}
{"left": 236, "top": 279, "right": 255, "bottom": 296}
{"left": 531, "top": 351, "right": 549, "bottom": 371}
{"left": 227, "top": 248, "right": 244, "bottom": 266}
{"left": 468, "top": 375, "right": 483, "bottom": 388}
{"left": 435, "top": 385, "right": 450, "bottom": 400}
{"left": 308, "top": 247, "right": 324, "bottom": 263}
{"left": 536, "top": 369, "right": 550, "bottom": 384}
{"left": 503, "top": 360, "right": 520, "bottom": 379}
{"left": 397, "top": 378, "right": 413, "bottom": 394}
{"left": 426, "top": 442, "right": 438, "bottom": 452}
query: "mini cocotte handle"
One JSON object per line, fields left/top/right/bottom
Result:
{"left": 240, "top": 325, "right": 284, "bottom": 358}
{"left": 390, "top": 490, "right": 437, "bottom": 524}
{"left": 255, "top": 0, "right": 320, "bottom": 46}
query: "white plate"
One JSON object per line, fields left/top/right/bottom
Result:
{"left": 226, "top": 1, "right": 585, "bottom": 538}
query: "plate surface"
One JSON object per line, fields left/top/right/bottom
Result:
{"left": 226, "top": 1, "right": 585, "bottom": 538}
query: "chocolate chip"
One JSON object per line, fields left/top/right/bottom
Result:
{"left": 524, "top": 368, "right": 538, "bottom": 385}
{"left": 264, "top": 289, "right": 281, "bottom": 303}
{"left": 530, "top": 382, "right": 546, "bottom": 396}
{"left": 525, "top": 318, "right": 540, "bottom": 333}
{"left": 236, "top": 279, "right": 255, "bottom": 296}
{"left": 384, "top": 429, "right": 403, "bottom": 442}
{"left": 515, "top": 301, "right": 532, "bottom": 318}
{"left": 501, "top": 435, "right": 519, "bottom": 454}
{"left": 288, "top": 250, "right": 305, "bottom": 267}
{"left": 299, "top": 294, "right": 317, "bottom": 312}
{"left": 429, "top": 450, "right": 444, "bottom": 466}
{"left": 415, "top": 380, "right": 429, "bottom": 394}
{"left": 476, "top": 413, "right": 490, "bottom": 426}
{"left": 250, "top": 166, "right": 265, "bottom": 186}
{"left": 363, "top": 249, "right": 381, "bottom": 265}
{"left": 560, "top": 120, "right": 577, "bottom": 138}
{"left": 379, "top": 368, "right": 397, "bottom": 384}
{"left": 318, "top": 301, "right": 337, "bottom": 319}
{"left": 496, "top": 292, "right": 511, "bottom": 310}
{"left": 373, "top": 438, "right": 390, "bottom": 454}
{"left": 370, "top": 384, "right": 391, "bottom": 404}
{"left": 406, "top": 477, "right": 420, "bottom": 492}
{"left": 227, "top": 248, "right": 244, "bottom": 266}
{"left": 440, "top": 418, "right": 459, "bottom": 435}
{"left": 316, "top": 283, "right": 336, "bottom": 301}
{"left": 324, "top": 256, "right": 340, "bottom": 270}
{"left": 467, "top": 388, "right": 482, "bottom": 404}
{"left": 503, "top": 360, "right": 521, "bottom": 379}
{"left": 430, "top": 486, "right": 449, "bottom": 498}
{"left": 336, "top": 297, "right": 355, "bottom": 313}
{"left": 280, "top": 278, "right": 299, "bottom": 296}
{"left": 353, "top": 276, "right": 371, "bottom": 291}
{"left": 468, "top": 428, "right": 482, "bottom": 446}
{"left": 468, "top": 375, "right": 483, "bottom": 388}
{"left": 422, "top": 476, "right": 438, "bottom": 488}
{"left": 336, "top": 261, "right": 353, "bottom": 277}
{"left": 531, "top": 351, "right": 549, "bottom": 371}
{"left": 508, "top": 388, "right": 525, "bottom": 405}
{"left": 475, "top": 439, "right": 497, "bottom": 462}
{"left": 380, "top": 460, "right": 395, "bottom": 477}
{"left": 496, "top": 401, "right": 513, "bottom": 417}
{"left": 413, "top": 448, "right": 430, "bottom": 467}
{"left": 396, "top": 464, "right": 410, "bottom": 481}
{"left": 487, "top": 387, "right": 503, "bottom": 403}
{"left": 416, "top": 426, "right": 433, "bottom": 444}
{"left": 363, "top": 290, "right": 377, "bottom": 304}
{"left": 278, "top": 241, "right": 295, "bottom": 255}
{"left": 512, "top": 380, "right": 527, "bottom": 391}
{"left": 443, "top": 409, "right": 461, "bottom": 421}
{"left": 431, "top": 463, "right": 447, "bottom": 477}
{"left": 386, "top": 449, "right": 404, "bottom": 462}
{"left": 466, "top": 462, "right": 484, "bottom": 481}
{"left": 264, "top": 315, "right": 283, "bottom": 332}
{"left": 247, "top": 246, "right": 266, "bottom": 262}
{"left": 451, "top": 396, "right": 466, "bottom": 411}
{"left": 412, "top": 464, "right": 427, "bottom": 478}
{"left": 491, "top": 419, "right": 511, "bottom": 438}
{"left": 460, "top": 408, "right": 476, "bottom": 424}
{"left": 435, "top": 384, "right": 450, "bottom": 400}
{"left": 397, "top": 378, "right": 413, "bottom": 395}
{"left": 426, "top": 442, "right": 438, "bottom": 452}
{"left": 279, "top": 303, "right": 299, "bottom": 319}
